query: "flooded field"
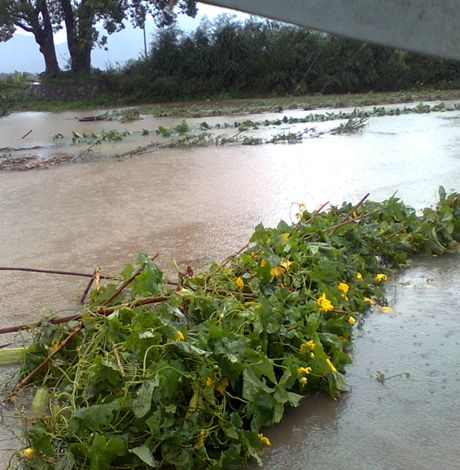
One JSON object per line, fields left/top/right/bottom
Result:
{"left": 0, "top": 102, "right": 459, "bottom": 468}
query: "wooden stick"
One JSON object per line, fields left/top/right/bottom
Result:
{"left": 80, "top": 272, "right": 96, "bottom": 304}
{"left": 14, "top": 324, "right": 82, "bottom": 393}
{"left": 221, "top": 242, "right": 250, "bottom": 266}
{"left": 0, "top": 266, "right": 116, "bottom": 280}
{"left": 0, "top": 294, "right": 171, "bottom": 336}
{"left": 94, "top": 266, "right": 101, "bottom": 291}
{"left": 21, "top": 130, "right": 32, "bottom": 139}
{"left": 97, "top": 295, "right": 169, "bottom": 315}
{"left": 0, "top": 313, "right": 82, "bottom": 335}
{"left": 327, "top": 206, "right": 382, "bottom": 234}
{"left": 303, "top": 201, "right": 329, "bottom": 224}
{"left": 102, "top": 254, "right": 159, "bottom": 306}
{"left": 330, "top": 193, "right": 370, "bottom": 234}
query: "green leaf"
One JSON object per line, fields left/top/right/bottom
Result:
{"left": 242, "top": 367, "right": 271, "bottom": 401}
{"left": 70, "top": 401, "right": 120, "bottom": 433}
{"left": 129, "top": 445, "right": 158, "bottom": 467}
{"left": 132, "top": 378, "right": 159, "bottom": 418}
{"left": 56, "top": 450, "right": 76, "bottom": 470}
{"left": 87, "top": 434, "right": 127, "bottom": 470}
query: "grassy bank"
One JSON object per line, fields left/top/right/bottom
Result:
{"left": 2, "top": 85, "right": 460, "bottom": 118}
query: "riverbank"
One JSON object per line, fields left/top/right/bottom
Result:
{"left": 2, "top": 87, "right": 460, "bottom": 117}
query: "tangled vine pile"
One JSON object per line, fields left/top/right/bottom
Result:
{"left": 12, "top": 188, "right": 460, "bottom": 469}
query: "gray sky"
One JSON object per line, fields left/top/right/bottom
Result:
{"left": 0, "top": 3, "right": 249, "bottom": 74}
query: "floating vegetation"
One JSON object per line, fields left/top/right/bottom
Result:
{"left": 5, "top": 188, "right": 460, "bottom": 469}
{"left": 330, "top": 117, "right": 368, "bottom": 135}
{"left": 71, "top": 129, "right": 132, "bottom": 144}
{"left": 221, "top": 102, "right": 460, "bottom": 130}
{"left": 102, "top": 109, "right": 143, "bottom": 123}
{"left": 156, "top": 120, "right": 190, "bottom": 137}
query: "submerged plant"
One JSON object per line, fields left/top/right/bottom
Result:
{"left": 8, "top": 188, "right": 460, "bottom": 469}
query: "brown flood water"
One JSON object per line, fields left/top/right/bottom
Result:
{"left": 0, "top": 106, "right": 459, "bottom": 468}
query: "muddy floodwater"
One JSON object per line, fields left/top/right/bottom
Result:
{"left": 0, "top": 103, "right": 459, "bottom": 468}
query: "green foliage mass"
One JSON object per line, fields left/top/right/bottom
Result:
{"left": 14, "top": 188, "right": 460, "bottom": 469}
{"left": 102, "top": 16, "right": 460, "bottom": 102}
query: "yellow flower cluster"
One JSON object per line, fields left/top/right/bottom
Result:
{"left": 297, "top": 366, "right": 312, "bottom": 375}
{"left": 364, "top": 296, "right": 376, "bottom": 305}
{"left": 235, "top": 277, "right": 244, "bottom": 289}
{"left": 258, "top": 433, "right": 272, "bottom": 446}
{"left": 175, "top": 331, "right": 185, "bottom": 342}
{"left": 348, "top": 316, "right": 356, "bottom": 325}
{"left": 280, "top": 259, "right": 293, "bottom": 271}
{"left": 317, "top": 292, "right": 334, "bottom": 312}
{"left": 270, "top": 266, "right": 283, "bottom": 276}
{"left": 356, "top": 272, "right": 363, "bottom": 280}
{"left": 23, "top": 448, "right": 34, "bottom": 459}
{"left": 300, "top": 340, "right": 316, "bottom": 353}
{"left": 338, "top": 282, "right": 349, "bottom": 294}
{"left": 375, "top": 273, "right": 387, "bottom": 282}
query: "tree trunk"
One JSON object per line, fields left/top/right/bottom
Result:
{"left": 30, "top": 0, "right": 61, "bottom": 75}
{"left": 60, "top": 0, "right": 93, "bottom": 74}
{"left": 70, "top": 42, "right": 92, "bottom": 74}
{"left": 38, "top": 36, "right": 61, "bottom": 76}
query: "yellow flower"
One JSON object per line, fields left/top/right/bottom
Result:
{"left": 23, "top": 448, "right": 34, "bottom": 459}
{"left": 317, "top": 292, "right": 334, "bottom": 312}
{"left": 364, "top": 296, "right": 376, "bottom": 305}
{"left": 280, "top": 259, "right": 293, "bottom": 271}
{"left": 258, "top": 433, "right": 272, "bottom": 447}
{"left": 379, "top": 306, "right": 393, "bottom": 312}
{"left": 356, "top": 272, "right": 363, "bottom": 280}
{"left": 216, "top": 377, "right": 229, "bottom": 394}
{"left": 236, "top": 277, "right": 244, "bottom": 289}
{"left": 299, "top": 376, "right": 308, "bottom": 386}
{"left": 300, "top": 340, "right": 316, "bottom": 353}
{"left": 338, "top": 282, "right": 349, "bottom": 294}
{"left": 375, "top": 273, "right": 387, "bottom": 282}
{"left": 348, "top": 316, "right": 357, "bottom": 325}
{"left": 270, "top": 266, "right": 283, "bottom": 276}
{"left": 325, "top": 358, "right": 337, "bottom": 373}
{"left": 176, "top": 331, "right": 185, "bottom": 342}
{"left": 205, "top": 377, "right": 214, "bottom": 386}
{"left": 297, "top": 366, "right": 312, "bottom": 375}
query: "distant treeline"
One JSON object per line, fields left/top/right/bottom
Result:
{"left": 103, "top": 16, "right": 460, "bottom": 101}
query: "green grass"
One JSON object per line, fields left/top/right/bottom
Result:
{"left": 2, "top": 85, "right": 460, "bottom": 118}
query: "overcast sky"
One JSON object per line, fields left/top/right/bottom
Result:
{"left": 0, "top": 3, "right": 250, "bottom": 74}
